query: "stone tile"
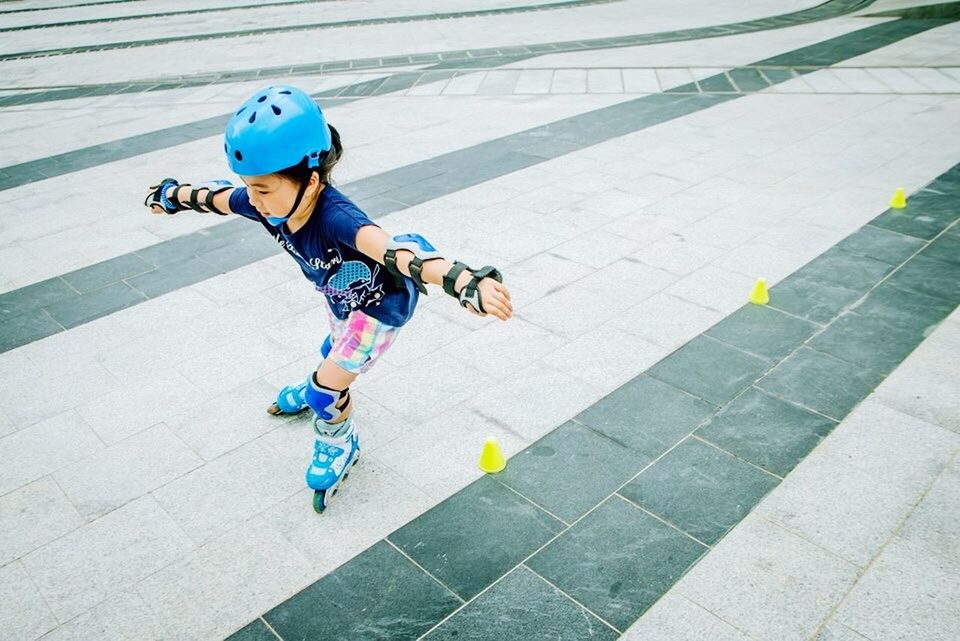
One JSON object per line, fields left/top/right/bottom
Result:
{"left": 424, "top": 566, "right": 618, "bottom": 640}
{"left": 22, "top": 495, "right": 194, "bottom": 621}
{"left": 923, "top": 230, "right": 960, "bottom": 267}
{"left": 0, "top": 561, "right": 57, "bottom": 641}
{"left": 126, "top": 256, "right": 223, "bottom": 299}
{"left": 43, "top": 282, "right": 147, "bottom": 329}
{"left": 899, "top": 458, "right": 960, "bottom": 561}
{"left": 757, "top": 347, "right": 884, "bottom": 421}
{"left": 834, "top": 536, "right": 960, "bottom": 641}
{"left": 528, "top": 496, "right": 706, "bottom": 631}
{"left": 371, "top": 403, "right": 529, "bottom": 502}
{"left": 39, "top": 589, "right": 169, "bottom": 641}
{"left": 576, "top": 374, "right": 716, "bottom": 460}
{"left": 0, "top": 278, "right": 77, "bottom": 320}
{"left": 61, "top": 253, "right": 155, "bottom": 294}
{"left": 873, "top": 312, "right": 960, "bottom": 432}
{"left": 501, "top": 252, "right": 592, "bottom": 306}
{"left": 697, "top": 386, "right": 836, "bottom": 477}
{"left": 378, "top": 306, "right": 470, "bottom": 367}
{"left": 0, "top": 409, "right": 104, "bottom": 496}
{"left": 264, "top": 540, "right": 460, "bottom": 641}
{"left": 576, "top": 259, "right": 678, "bottom": 304}
{"left": 665, "top": 265, "right": 758, "bottom": 315}
{"left": 258, "top": 452, "right": 433, "bottom": 576}
{"left": 630, "top": 234, "right": 725, "bottom": 276}
{"left": 151, "top": 440, "right": 302, "bottom": 545}
{"left": 225, "top": 619, "right": 277, "bottom": 641}
{"left": 619, "top": 592, "right": 752, "bottom": 641}
{"left": 167, "top": 379, "right": 290, "bottom": 461}
{"left": 622, "top": 438, "right": 779, "bottom": 544}
{"left": 53, "top": 422, "right": 202, "bottom": 520}
{"left": 819, "top": 400, "right": 960, "bottom": 495}
{"left": 176, "top": 332, "right": 300, "bottom": 396}
{"left": 364, "top": 350, "right": 495, "bottom": 424}
{"left": 463, "top": 362, "right": 605, "bottom": 442}
{"left": 389, "top": 476, "right": 563, "bottom": 600}
{"left": 607, "top": 292, "right": 723, "bottom": 351}
{"left": 138, "top": 522, "right": 313, "bottom": 641}
{"left": 769, "top": 272, "right": 870, "bottom": 325}
{"left": 519, "top": 284, "right": 632, "bottom": 339}
{"left": 706, "top": 303, "right": 819, "bottom": 361}
{"left": 497, "top": 421, "right": 649, "bottom": 523}
{"left": 711, "top": 242, "right": 807, "bottom": 284}
{"left": 550, "top": 230, "right": 639, "bottom": 269}
{"left": 648, "top": 335, "right": 771, "bottom": 407}
{"left": 835, "top": 225, "right": 926, "bottom": 265}
{"left": 0, "top": 307, "right": 63, "bottom": 353}
{"left": 872, "top": 196, "right": 956, "bottom": 240}
{"left": 541, "top": 323, "right": 668, "bottom": 394}
{"left": 676, "top": 517, "right": 859, "bottom": 641}
{"left": 850, "top": 282, "right": 954, "bottom": 335}
{"left": 758, "top": 448, "right": 918, "bottom": 567}
{"left": 0, "top": 477, "right": 84, "bottom": 567}
{"left": 808, "top": 310, "right": 926, "bottom": 375}
{"left": 887, "top": 254, "right": 960, "bottom": 304}
{"left": 814, "top": 623, "right": 872, "bottom": 641}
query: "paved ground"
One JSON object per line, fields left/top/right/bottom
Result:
{"left": 1, "top": 0, "right": 958, "bottom": 640}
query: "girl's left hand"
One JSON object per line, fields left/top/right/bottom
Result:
{"left": 470, "top": 277, "right": 512, "bottom": 320}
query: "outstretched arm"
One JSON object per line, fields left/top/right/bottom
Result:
{"left": 354, "top": 225, "right": 512, "bottom": 321}
{"left": 144, "top": 178, "right": 237, "bottom": 216}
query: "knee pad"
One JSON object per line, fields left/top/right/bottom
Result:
{"left": 304, "top": 374, "right": 351, "bottom": 424}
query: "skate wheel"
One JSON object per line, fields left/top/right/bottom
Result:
{"left": 267, "top": 403, "right": 282, "bottom": 416}
{"left": 313, "top": 490, "right": 328, "bottom": 513}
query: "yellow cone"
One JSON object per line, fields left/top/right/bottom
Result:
{"left": 749, "top": 278, "right": 769, "bottom": 305}
{"left": 478, "top": 437, "right": 506, "bottom": 473}
{"left": 890, "top": 187, "right": 907, "bottom": 209}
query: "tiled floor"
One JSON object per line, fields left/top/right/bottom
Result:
{"left": 1, "top": 0, "right": 959, "bottom": 640}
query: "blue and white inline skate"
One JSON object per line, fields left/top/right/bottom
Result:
{"left": 267, "top": 334, "right": 334, "bottom": 416}
{"left": 307, "top": 416, "right": 360, "bottom": 513}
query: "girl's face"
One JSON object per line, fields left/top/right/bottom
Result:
{"left": 240, "top": 174, "right": 301, "bottom": 219}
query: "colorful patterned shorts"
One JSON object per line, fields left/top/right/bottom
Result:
{"left": 322, "top": 303, "right": 400, "bottom": 375}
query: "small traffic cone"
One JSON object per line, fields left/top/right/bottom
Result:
{"left": 890, "top": 187, "right": 907, "bottom": 209}
{"left": 749, "top": 278, "right": 769, "bottom": 305}
{"left": 478, "top": 437, "right": 506, "bottom": 473}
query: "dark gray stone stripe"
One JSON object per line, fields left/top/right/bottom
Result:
{"left": 1, "top": 0, "right": 332, "bottom": 32}
{"left": 0, "top": 0, "right": 139, "bottom": 15}
{"left": 0, "top": 0, "right": 871, "bottom": 109}
{"left": 238, "top": 153, "right": 960, "bottom": 641}
{"left": 221, "top": 19, "right": 960, "bottom": 640}
{"left": 0, "top": 0, "right": 619, "bottom": 61}
{"left": 0, "top": 15, "right": 942, "bottom": 356}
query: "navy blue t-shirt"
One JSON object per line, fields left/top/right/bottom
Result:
{"left": 229, "top": 185, "right": 418, "bottom": 327}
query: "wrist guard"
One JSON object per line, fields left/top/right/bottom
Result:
{"left": 443, "top": 261, "right": 503, "bottom": 314}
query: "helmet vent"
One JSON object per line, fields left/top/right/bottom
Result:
{"left": 236, "top": 106, "right": 246, "bottom": 116}
{"left": 249, "top": 112, "right": 256, "bottom": 123}
{"left": 234, "top": 150, "right": 243, "bottom": 161}
{"left": 279, "top": 90, "right": 292, "bottom": 95}
{"left": 257, "top": 95, "right": 267, "bottom": 103}
{"left": 271, "top": 105, "right": 281, "bottom": 115}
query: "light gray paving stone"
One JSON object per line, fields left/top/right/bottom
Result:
{"left": 478, "top": 70, "right": 521, "bottom": 95}
{"left": 509, "top": 185, "right": 591, "bottom": 216}
{"left": 0, "top": 410, "right": 104, "bottom": 497}
{"left": 863, "top": 67, "right": 930, "bottom": 93}
{"left": 830, "top": 68, "right": 896, "bottom": 94}
{"left": 464, "top": 361, "right": 605, "bottom": 442}
{"left": 550, "top": 229, "right": 639, "bottom": 269}
{"left": 21, "top": 495, "right": 194, "bottom": 622}
{"left": 757, "top": 450, "right": 918, "bottom": 568}
{"left": 260, "top": 452, "right": 433, "bottom": 576}
{"left": 166, "top": 379, "right": 291, "bottom": 461}
{"left": 902, "top": 67, "right": 960, "bottom": 92}
{"left": 898, "top": 458, "right": 960, "bottom": 561}
{"left": 551, "top": 69, "right": 587, "bottom": 93}
{"left": 541, "top": 322, "right": 668, "bottom": 394}
{"left": 77, "top": 368, "right": 207, "bottom": 445}
{"left": 676, "top": 516, "right": 859, "bottom": 641}
{"left": 818, "top": 400, "right": 960, "bottom": 496}
{"left": 587, "top": 68, "right": 624, "bottom": 93}
{"left": 39, "top": 589, "right": 169, "bottom": 641}
{"left": 0, "top": 477, "right": 83, "bottom": 567}
{"left": 665, "top": 265, "right": 758, "bottom": 314}
{"left": 0, "top": 561, "right": 57, "bottom": 641}
{"left": 465, "top": 221, "right": 567, "bottom": 263}
{"left": 0, "top": 407, "right": 14, "bottom": 439}
{"left": 372, "top": 403, "right": 529, "bottom": 502}
{"left": 53, "top": 423, "right": 202, "bottom": 520}
{"left": 630, "top": 234, "right": 726, "bottom": 276}
{"left": 834, "top": 536, "right": 960, "bottom": 641}
{"left": 151, "top": 439, "right": 302, "bottom": 546}
{"left": 442, "top": 71, "right": 487, "bottom": 95}
{"left": 579, "top": 188, "right": 652, "bottom": 217}
{"left": 802, "top": 69, "right": 856, "bottom": 93}
{"left": 519, "top": 283, "right": 634, "bottom": 339}
{"left": 712, "top": 242, "right": 807, "bottom": 285}
{"left": 136, "top": 521, "right": 312, "bottom": 641}
{"left": 618, "top": 173, "right": 690, "bottom": 200}
{"left": 619, "top": 592, "right": 752, "bottom": 641}
{"left": 576, "top": 258, "right": 678, "bottom": 305}
{"left": 515, "top": 69, "right": 553, "bottom": 94}
{"left": 622, "top": 69, "right": 661, "bottom": 93}
{"left": 656, "top": 68, "right": 695, "bottom": 91}
{"left": 607, "top": 292, "right": 723, "bottom": 351}
{"left": 441, "top": 316, "right": 565, "bottom": 379}
{"left": 380, "top": 306, "right": 472, "bottom": 368}
{"left": 176, "top": 332, "right": 301, "bottom": 396}
{"left": 814, "top": 623, "right": 872, "bottom": 641}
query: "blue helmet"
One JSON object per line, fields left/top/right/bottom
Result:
{"left": 224, "top": 85, "right": 332, "bottom": 176}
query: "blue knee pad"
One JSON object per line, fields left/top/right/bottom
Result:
{"left": 304, "top": 374, "right": 350, "bottom": 423}
{"left": 320, "top": 334, "right": 333, "bottom": 359}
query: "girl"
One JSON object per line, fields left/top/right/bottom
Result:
{"left": 144, "top": 85, "right": 512, "bottom": 512}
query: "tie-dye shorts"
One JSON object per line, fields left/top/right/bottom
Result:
{"left": 322, "top": 303, "right": 400, "bottom": 374}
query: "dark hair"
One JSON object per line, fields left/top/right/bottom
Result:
{"left": 276, "top": 124, "right": 343, "bottom": 187}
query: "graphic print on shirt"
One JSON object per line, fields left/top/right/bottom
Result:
{"left": 317, "top": 258, "right": 386, "bottom": 315}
